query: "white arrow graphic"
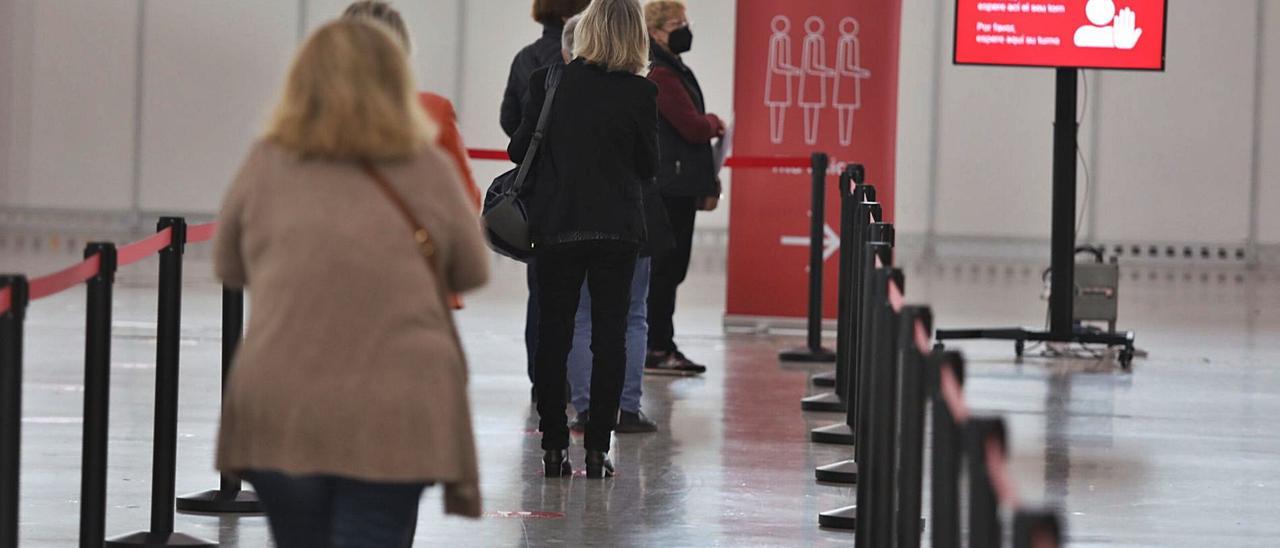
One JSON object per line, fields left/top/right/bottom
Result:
{"left": 780, "top": 222, "right": 840, "bottom": 262}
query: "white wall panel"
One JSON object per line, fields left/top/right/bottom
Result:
{"left": 933, "top": 0, "right": 1057, "bottom": 239}
{"left": 138, "top": 1, "right": 298, "bottom": 213}
{"left": 304, "top": 0, "right": 462, "bottom": 105}
{"left": 1093, "top": 0, "right": 1256, "bottom": 244}
{"left": 893, "top": 0, "right": 941, "bottom": 235}
{"left": 24, "top": 0, "right": 138, "bottom": 210}
{"left": 0, "top": 0, "right": 17, "bottom": 205}
{"left": 1259, "top": 2, "right": 1280, "bottom": 245}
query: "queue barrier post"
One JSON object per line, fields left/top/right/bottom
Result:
{"left": 801, "top": 179, "right": 878, "bottom": 413}
{"left": 810, "top": 222, "right": 889, "bottom": 447}
{"left": 1, "top": 275, "right": 29, "bottom": 547}
{"left": 966, "top": 417, "right": 1008, "bottom": 548}
{"left": 80, "top": 243, "right": 116, "bottom": 548}
{"left": 817, "top": 266, "right": 899, "bottom": 532}
{"left": 109, "top": 218, "right": 216, "bottom": 547}
{"left": 812, "top": 180, "right": 876, "bottom": 388}
{"left": 177, "top": 288, "right": 260, "bottom": 514}
{"left": 893, "top": 306, "right": 933, "bottom": 548}
{"left": 780, "top": 152, "right": 836, "bottom": 363}
{"left": 1014, "top": 509, "right": 1064, "bottom": 548}
{"left": 929, "top": 352, "right": 967, "bottom": 548}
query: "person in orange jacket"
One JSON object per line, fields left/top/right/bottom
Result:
{"left": 344, "top": 2, "right": 481, "bottom": 310}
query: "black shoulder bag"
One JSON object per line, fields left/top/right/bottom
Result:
{"left": 483, "top": 64, "right": 563, "bottom": 262}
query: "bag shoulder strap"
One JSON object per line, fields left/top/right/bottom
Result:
{"left": 511, "top": 63, "right": 563, "bottom": 192}
{"left": 359, "top": 162, "right": 456, "bottom": 318}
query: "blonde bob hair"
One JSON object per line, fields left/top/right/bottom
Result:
{"left": 265, "top": 20, "right": 436, "bottom": 161}
{"left": 573, "top": 0, "right": 650, "bottom": 75}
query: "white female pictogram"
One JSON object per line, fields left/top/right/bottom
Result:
{"left": 798, "top": 17, "right": 836, "bottom": 145}
{"left": 833, "top": 17, "right": 871, "bottom": 147}
{"left": 764, "top": 16, "right": 801, "bottom": 145}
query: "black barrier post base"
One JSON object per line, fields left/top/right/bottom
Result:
{"left": 935, "top": 326, "right": 1136, "bottom": 370}
{"left": 176, "top": 288, "right": 261, "bottom": 515}
{"left": 815, "top": 459, "right": 857, "bottom": 484}
{"left": 175, "top": 489, "right": 261, "bottom": 514}
{"left": 818, "top": 505, "right": 857, "bottom": 530}
{"left": 810, "top": 423, "right": 854, "bottom": 445}
{"left": 800, "top": 391, "right": 845, "bottom": 412}
{"left": 779, "top": 346, "right": 836, "bottom": 363}
{"left": 105, "top": 532, "right": 217, "bottom": 547}
{"left": 811, "top": 370, "right": 836, "bottom": 387}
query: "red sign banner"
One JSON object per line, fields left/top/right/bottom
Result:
{"left": 727, "top": 0, "right": 902, "bottom": 321}
{"left": 954, "top": 0, "right": 1167, "bottom": 70}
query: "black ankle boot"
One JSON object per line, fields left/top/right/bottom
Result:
{"left": 544, "top": 449, "right": 571, "bottom": 477}
{"left": 584, "top": 450, "right": 614, "bottom": 479}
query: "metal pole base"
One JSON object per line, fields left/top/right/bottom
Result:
{"left": 815, "top": 459, "right": 858, "bottom": 484}
{"left": 801, "top": 392, "right": 846, "bottom": 412}
{"left": 105, "top": 532, "right": 217, "bottom": 547}
{"left": 811, "top": 370, "right": 837, "bottom": 387}
{"left": 810, "top": 423, "right": 855, "bottom": 445}
{"left": 819, "top": 504, "right": 857, "bottom": 530}
{"left": 176, "top": 489, "right": 261, "bottom": 514}
{"left": 935, "top": 326, "right": 1137, "bottom": 370}
{"left": 779, "top": 346, "right": 836, "bottom": 363}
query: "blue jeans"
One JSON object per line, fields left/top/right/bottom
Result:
{"left": 567, "top": 257, "right": 650, "bottom": 414}
{"left": 244, "top": 470, "right": 427, "bottom": 548}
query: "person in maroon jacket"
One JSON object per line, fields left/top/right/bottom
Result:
{"left": 643, "top": 0, "right": 726, "bottom": 376}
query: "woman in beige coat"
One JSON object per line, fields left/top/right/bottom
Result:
{"left": 213, "top": 19, "right": 488, "bottom": 548}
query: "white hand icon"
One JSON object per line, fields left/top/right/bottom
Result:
{"left": 1112, "top": 7, "right": 1142, "bottom": 50}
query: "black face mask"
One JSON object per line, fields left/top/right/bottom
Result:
{"left": 668, "top": 26, "right": 693, "bottom": 54}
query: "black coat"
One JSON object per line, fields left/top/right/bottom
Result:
{"left": 650, "top": 43, "right": 718, "bottom": 198}
{"left": 500, "top": 24, "right": 565, "bottom": 138}
{"left": 508, "top": 59, "right": 660, "bottom": 249}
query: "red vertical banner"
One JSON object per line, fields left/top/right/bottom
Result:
{"left": 727, "top": 0, "right": 902, "bottom": 321}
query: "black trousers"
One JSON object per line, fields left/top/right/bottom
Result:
{"left": 535, "top": 240, "right": 638, "bottom": 452}
{"left": 647, "top": 196, "right": 698, "bottom": 353}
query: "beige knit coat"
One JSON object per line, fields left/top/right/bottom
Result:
{"left": 213, "top": 140, "right": 489, "bottom": 517}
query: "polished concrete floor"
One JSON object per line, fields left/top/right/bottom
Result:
{"left": 4, "top": 234, "right": 1280, "bottom": 547}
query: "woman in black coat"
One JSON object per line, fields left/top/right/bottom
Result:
{"left": 508, "top": 0, "right": 657, "bottom": 479}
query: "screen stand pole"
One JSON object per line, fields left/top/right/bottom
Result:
{"left": 934, "top": 67, "right": 1137, "bottom": 370}
{"left": 1049, "top": 67, "right": 1077, "bottom": 338}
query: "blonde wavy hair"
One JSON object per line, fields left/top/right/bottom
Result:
{"left": 573, "top": 0, "right": 650, "bottom": 75}
{"left": 265, "top": 19, "right": 436, "bottom": 161}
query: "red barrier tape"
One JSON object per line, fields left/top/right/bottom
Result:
{"left": 939, "top": 364, "right": 970, "bottom": 423}
{"left": 723, "top": 155, "right": 813, "bottom": 169}
{"left": 28, "top": 255, "right": 101, "bottom": 301}
{"left": 464, "top": 148, "right": 811, "bottom": 170}
{"left": 888, "top": 278, "right": 904, "bottom": 312}
{"left": 914, "top": 319, "right": 931, "bottom": 354}
{"left": 118, "top": 228, "right": 171, "bottom": 267}
{"left": 985, "top": 435, "right": 1021, "bottom": 508}
{"left": 188, "top": 222, "right": 218, "bottom": 244}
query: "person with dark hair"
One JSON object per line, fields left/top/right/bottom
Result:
{"left": 502, "top": 0, "right": 591, "bottom": 402}
{"left": 502, "top": 0, "right": 592, "bottom": 138}
{"left": 643, "top": 0, "right": 725, "bottom": 376}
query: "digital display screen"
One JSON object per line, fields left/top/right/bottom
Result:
{"left": 954, "top": 0, "right": 1166, "bottom": 70}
